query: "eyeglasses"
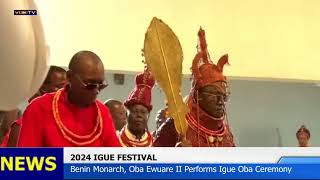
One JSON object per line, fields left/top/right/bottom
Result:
{"left": 74, "top": 73, "right": 108, "bottom": 90}
{"left": 200, "top": 91, "right": 230, "bottom": 102}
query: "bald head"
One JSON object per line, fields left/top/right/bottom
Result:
{"left": 43, "top": 65, "right": 66, "bottom": 85}
{"left": 104, "top": 99, "right": 123, "bottom": 108}
{"left": 67, "top": 50, "right": 106, "bottom": 107}
{"left": 68, "top": 50, "right": 104, "bottom": 73}
{"left": 104, "top": 99, "right": 127, "bottom": 130}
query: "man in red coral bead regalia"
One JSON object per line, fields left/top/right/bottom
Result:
{"left": 18, "top": 51, "right": 121, "bottom": 147}
{"left": 154, "top": 28, "right": 236, "bottom": 147}
{"left": 118, "top": 68, "right": 155, "bottom": 147}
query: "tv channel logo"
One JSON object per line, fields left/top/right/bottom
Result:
{"left": 14, "top": 10, "right": 37, "bottom": 16}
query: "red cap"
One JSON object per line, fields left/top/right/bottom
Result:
{"left": 124, "top": 69, "right": 155, "bottom": 111}
{"left": 191, "top": 27, "right": 229, "bottom": 90}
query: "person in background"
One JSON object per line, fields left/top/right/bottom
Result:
{"left": 18, "top": 50, "right": 120, "bottom": 147}
{"left": 118, "top": 69, "right": 155, "bottom": 147}
{"left": 28, "top": 66, "right": 67, "bottom": 102}
{"left": 296, "top": 125, "right": 311, "bottom": 147}
{"left": 1, "top": 66, "right": 67, "bottom": 147}
{"left": 153, "top": 102, "right": 169, "bottom": 138}
{"left": 104, "top": 99, "right": 127, "bottom": 132}
{"left": 0, "top": 109, "right": 21, "bottom": 144}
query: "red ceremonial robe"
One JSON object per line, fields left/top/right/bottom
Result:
{"left": 18, "top": 88, "right": 121, "bottom": 147}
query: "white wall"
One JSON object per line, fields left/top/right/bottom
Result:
{"left": 228, "top": 80, "right": 320, "bottom": 147}
{"left": 36, "top": 0, "right": 320, "bottom": 81}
